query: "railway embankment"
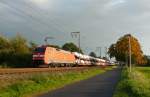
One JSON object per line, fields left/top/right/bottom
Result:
{"left": 0, "top": 66, "right": 115, "bottom": 97}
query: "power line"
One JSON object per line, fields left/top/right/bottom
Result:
{"left": 24, "top": 0, "right": 80, "bottom": 33}
{"left": 22, "top": 0, "right": 68, "bottom": 33}
{"left": 0, "top": 0, "right": 81, "bottom": 39}
{"left": 0, "top": 1, "right": 47, "bottom": 33}
{"left": 20, "top": 0, "right": 74, "bottom": 34}
{"left": 0, "top": 0, "right": 63, "bottom": 33}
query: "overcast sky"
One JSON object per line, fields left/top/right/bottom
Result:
{"left": 0, "top": 0, "right": 150, "bottom": 56}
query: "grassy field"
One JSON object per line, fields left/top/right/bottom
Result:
{"left": 0, "top": 67, "right": 114, "bottom": 97}
{"left": 113, "top": 66, "right": 150, "bottom": 97}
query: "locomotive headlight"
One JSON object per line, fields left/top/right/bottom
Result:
{"left": 39, "top": 55, "right": 44, "bottom": 57}
{"left": 33, "top": 55, "right": 38, "bottom": 57}
{"left": 33, "top": 55, "right": 44, "bottom": 57}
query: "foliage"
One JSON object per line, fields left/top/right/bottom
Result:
{"left": 144, "top": 55, "right": 150, "bottom": 65}
{"left": 0, "top": 34, "right": 32, "bottom": 67}
{"left": 11, "top": 35, "right": 30, "bottom": 54}
{"left": 108, "top": 44, "right": 116, "bottom": 59}
{"left": 113, "top": 67, "right": 150, "bottom": 97}
{"left": 108, "top": 34, "right": 147, "bottom": 65}
{"left": 0, "top": 35, "right": 11, "bottom": 49}
{"left": 102, "top": 57, "right": 109, "bottom": 61}
{"left": 62, "top": 42, "right": 83, "bottom": 53}
{"left": 0, "top": 35, "right": 13, "bottom": 67}
{"left": 29, "top": 41, "right": 38, "bottom": 52}
{"left": 89, "top": 52, "right": 97, "bottom": 57}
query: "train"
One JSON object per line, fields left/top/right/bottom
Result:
{"left": 32, "top": 45, "right": 110, "bottom": 67}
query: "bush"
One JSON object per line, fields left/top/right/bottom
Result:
{"left": 0, "top": 35, "right": 33, "bottom": 67}
{"left": 114, "top": 68, "right": 150, "bottom": 97}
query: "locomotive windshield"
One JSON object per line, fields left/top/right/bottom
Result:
{"left": 34, "top": 47, "right": 46, "bottom": 53}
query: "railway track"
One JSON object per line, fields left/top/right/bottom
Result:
{"left": 0, "top": 67, "right": 95, "bottom": 75}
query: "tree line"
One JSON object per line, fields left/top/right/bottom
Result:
{"left": 0, "top": 34, "right": 84, "bottom": 68}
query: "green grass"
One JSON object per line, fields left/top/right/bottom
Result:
{"left": 0, "top": 67, "right": 113, "bottom": 97}
{"left": 113, "top": 67, "right": 150, "bottom": 97}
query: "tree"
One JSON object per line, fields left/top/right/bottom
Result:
{"left": 11, "top": 35, "right": 30, "bottom": 54}
{"left": 108, "top": 44, "right": 116, "bottom": 59}
{"left": 108, "top": 34, "right": 147, "bottom": 65}
{"left": 102, "top": 57, "right": 109, "bottom": 61}
{"left": 89, "top": 52, "right": 97, "bottom": 57}
{"left": 62, "top": 42, "right": 83, "bottom": 53}
{"left": 0, "top": 34, "right": 34, "bottom": 67}
{"left": 10, "top": 35, "right": 32, "bottom": 67}
{"left": 0, "top": 35, "right": 13, "bottom": 65}
{"left": 0, "top": 35, "right": 11, "bottom": 50}
{"left": 144, "top": 55, "right": 150, "bottom": 65}
{"left": 29, "top": 41, "right": 38, "bottom": 51}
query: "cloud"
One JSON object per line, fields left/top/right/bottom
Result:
{"left": 101, "top": 0, "right": 127, "bottom": 14}
{"left": 30, "top": 0, "right": 54, "bottom": 10}
{"left": 110, "top": 0, "right": 126, "bottom": 6}
{"left": 31, "top": 0, "right": 48, "bottom": 4}
{"left": 0, "top": 0, "right": 150, "bottom": 55}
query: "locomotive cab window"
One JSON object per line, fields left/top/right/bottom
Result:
{"left": 34, "top": 48, "right": 46, "bottom": 53}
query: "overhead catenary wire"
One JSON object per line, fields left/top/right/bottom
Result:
{"left": 0, "top": 0, "right": 64, "bottom": 33}
{"left": 0, "top": 6, "right": 40, "bottom": 38}
{"left": 0, "top": 0, "right": 83, "bottom": 46}
{"left": 24, "top": 0, "right": 67, "bottom": 32}
{"left": 23, "top": 0, "right": 77, "bottom": 34}
{"left": 0, "top": 1, "right": 50, "bottom": 35}
{"left": 24, "top": 0, "right": 80, "bottom": 33}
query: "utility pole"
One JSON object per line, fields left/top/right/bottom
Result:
{"left": 105, "top": 47, "right": 107, "bottom": 58}
{"left": 128, "top": 36, "right": 132, "bottom": 72}
{"left": 96, "top": 47, "right": 102, "bottom": 58}
{"left": 125, "top": 51, "right": 128, "bottom": 67}
{"left": 71, "top": 32, "right": 81, "bottom": 53}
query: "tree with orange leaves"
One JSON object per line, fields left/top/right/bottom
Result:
{"left": 108, "top": 34, "right": 147, "bottom": 65}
